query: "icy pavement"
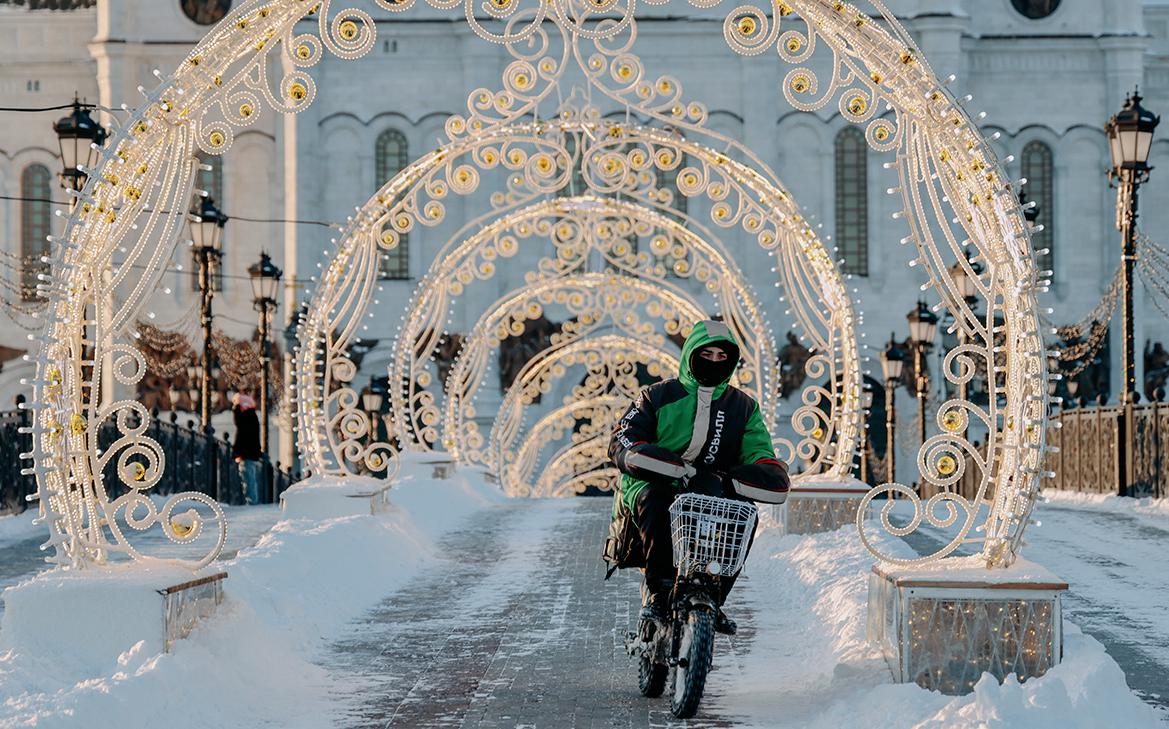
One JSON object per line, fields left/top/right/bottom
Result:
{"left": 325, "top": 497, "right": 1162, "bottom": 729}
{"left": 326, "top": 497, "right": 744, "bottom": 728}
{"left": 891, "top": 494, "right": 1169, "bottom": 715}
{"left": 0, "top": 471, "right": 1164, "bottom": 728}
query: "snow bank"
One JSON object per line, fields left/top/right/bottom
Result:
{"left": 0, "top": 454, "right": 505, "bottom": 729}
{"left": 713, "top": 520, "right": 1166, "bottom": 728}
{"left": 0, "top": 508, "right": 43, "bottom": 547}
{"left": 1042, "top": 489, "right": 1169, "bottom": 520}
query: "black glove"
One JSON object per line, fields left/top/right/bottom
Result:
{"left": 684, "top": 469, "right": 725, "bottom": 497}
{"left": 728, "top": 461, "right": 790, "bottom": 504}
{"left": 615, "top": 443, "right": 688, "bottom": 481}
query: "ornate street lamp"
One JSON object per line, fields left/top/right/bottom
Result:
{"left": 880, "top": 334, "right": 907, "bottom": 485}
{"left": 1106, "top": 89, "right": 1159, "bottom": 495}
{"left": 52, "top": 97, "right": 107, "bottom": 195}
{"left": 361, "top": 381, "right": 384, "bottom": 447}
{"left": 907, "top": 300, "right": 938, "bottom": 449}
{"left": 185, "top": 363, "right": 200, "bottom": 415}
{"left": 190, "top": 196, "right": 227, "bottom": 431}
{"left": 248, "top": 251, "right": 282, "bottom": 460}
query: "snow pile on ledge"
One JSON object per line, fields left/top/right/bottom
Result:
{"left": 0, "top": 454, "right": 504, "bottom": 729}
{"left": 713, "top": 519, "right": 1165, "bottom": 729}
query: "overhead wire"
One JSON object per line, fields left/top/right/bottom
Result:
{"left": 0, "top": 194, "right": 343, "bottom": 229}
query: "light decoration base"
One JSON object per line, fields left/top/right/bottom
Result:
{"left": 1, "top": 563, "right": 228, "bottom": 665}
{"left": 867, "top": 557, "right": 1067, "bottom": 695}
{"left": 279, "top": 473, "right": 392, "bottom": 519}
{"left": 771, "top": 475, "right": 870, "bottom": 535}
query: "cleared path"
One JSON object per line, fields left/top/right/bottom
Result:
{"left": 326, "top": 498, "right": 747, "bottom": 729}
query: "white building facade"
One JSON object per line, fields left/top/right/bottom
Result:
{"left": 2, "top": 0, "right": 1168, "bottom": 475}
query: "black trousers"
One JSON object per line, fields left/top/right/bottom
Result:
{"left": 633, "top": 472, "right": 752, "bottom": 605}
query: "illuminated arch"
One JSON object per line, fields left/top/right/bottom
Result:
{"left": 439, "top": 273, "right": 707, "bottom": 459}
{"left": 387, "top": 193, "right": 779, "bottom": 447}
{"left": 299, "top": 114, "right": 864, "bottom": 484}
{"left": 488, "top": 333, "right": 679, "bottom": 495}
{"left": 26, "top": 0, "right": 1049, "bottom": 571}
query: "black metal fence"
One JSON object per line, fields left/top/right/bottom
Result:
{"left": 1048, "top": 397, "right": 1169, "bottom": 498}
{"left": 0, "top": 0, "right": 97, "bottom": 9}
{"left": 0, "top": 396, "right": 299, "bottom": 515}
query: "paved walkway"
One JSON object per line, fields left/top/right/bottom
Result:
{"left": 326, "top": 498, "right": 746, "bottom": 729}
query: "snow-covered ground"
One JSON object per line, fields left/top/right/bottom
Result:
{"left": 710, "top": 515, "right": 1164, "bottom": 728}
{"left": 0, "top": 468, "right": 1166, "bottom": 728}
{"left": 0, "top": 500, "right": 282, "bottom": 631}
{"left": 0, "top": 456, "right": 506, "bottom": 728}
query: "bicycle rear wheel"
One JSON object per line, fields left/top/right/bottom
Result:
{"left": 639, "top": 655, "right": 668, "bottom": 697}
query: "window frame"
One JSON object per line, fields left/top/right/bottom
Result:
{"left": 1020, "top": 140, "right": 1055, "bottom": 276}
{"left": 833, "top": 126, "right": 869, "bottom": 277}
{"left": 20, "top": 163, "right": 53, "bottom": 302}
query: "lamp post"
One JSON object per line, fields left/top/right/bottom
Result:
{"left": 54, "top": 99, "right": 108, "bottom": 401}
{"left": 361, "top": 383, "right": 384, "bottom": 448}
{"left": 1106, "top": 89, "right": 1159, "bottom": 495}
{"left": 186, "top": 363, "right": 200, "bottom": 416}
{"left": 907, "top": 301, "right": 939, "bottom": 450}
{"left": 880, "top": 335, "right": 907, "bottom": 485}
{"left": 947, "top": 253, "right": 986, "bottom": 438}
{"left": 53, "top": 97, "right": 106, "bottom": 197}
{"left": 248, "top": 252, "right": 282, "bottom": 458}
{"left": 190, "top": 197, "right": 226, "bottom": 431}
{"left": 859, "top": 383, "right": 874, "bottom": 483}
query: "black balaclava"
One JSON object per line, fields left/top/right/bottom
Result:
{"left": 689, "top": 344, "right": 739, "bottom": 387}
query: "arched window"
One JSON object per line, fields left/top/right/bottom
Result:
{"left": 375, "top": 129, "right": 410, "bottom": 279}
{"left": 20, "top": 164, "right": 52, "bottom": 302}
{"left": 193, "top": 152, "right": 225, "bottom": 292}
{"left": 1021, "top": 141, "right": 1054, "bottom": 274}
{"left": 834, "top": 127, "right": 868, "bottom": 277}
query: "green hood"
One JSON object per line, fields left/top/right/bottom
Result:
{"left": 678, "top": 320, "right": 741, "bottom": 396}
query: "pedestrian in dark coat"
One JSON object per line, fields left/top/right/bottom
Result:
{"left": 232, "top": 393, "right": 263, "bottom": 504}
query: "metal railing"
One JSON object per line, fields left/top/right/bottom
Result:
{"left": 0, "top": 397, "right": 300, "bottom": 515}
{"left": 0, "top": 0, "right": 97, "bottom": 9}
{"left": 1048, "top": 397, "right": 1169, "bottom": 498}
{"left": 0, "top": 398, "right": 35, "bottom": 513}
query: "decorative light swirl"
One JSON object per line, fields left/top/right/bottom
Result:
{"left": 722, "top": 0, "right": 1052, "bottom": 567}
{"left": 307, "top": 51, "right": 860, "bottom": 484}
{"left": 507, "top": 395, "right": 631, "bottom": 496}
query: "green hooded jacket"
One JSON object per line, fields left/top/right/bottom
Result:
{"left": 608, "top": 320, "right": 780, "bottom": 517}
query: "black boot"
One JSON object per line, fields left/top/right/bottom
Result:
{"left": 715, "top": 608, "right": 737, "bottom": 635}
{"left": 639, "top": 577, "right": 673, "bottom": 623}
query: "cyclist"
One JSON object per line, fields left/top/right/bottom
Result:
{"left": 606, "top": 320, "right": 789, "bottom": 634}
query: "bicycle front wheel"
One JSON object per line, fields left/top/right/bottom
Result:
{"left": 669, "top": 607, "right": 715, "bottom": 718}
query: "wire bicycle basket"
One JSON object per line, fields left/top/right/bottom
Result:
{"left": 669, "top": 493, "right": 758, "bottom": 578}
